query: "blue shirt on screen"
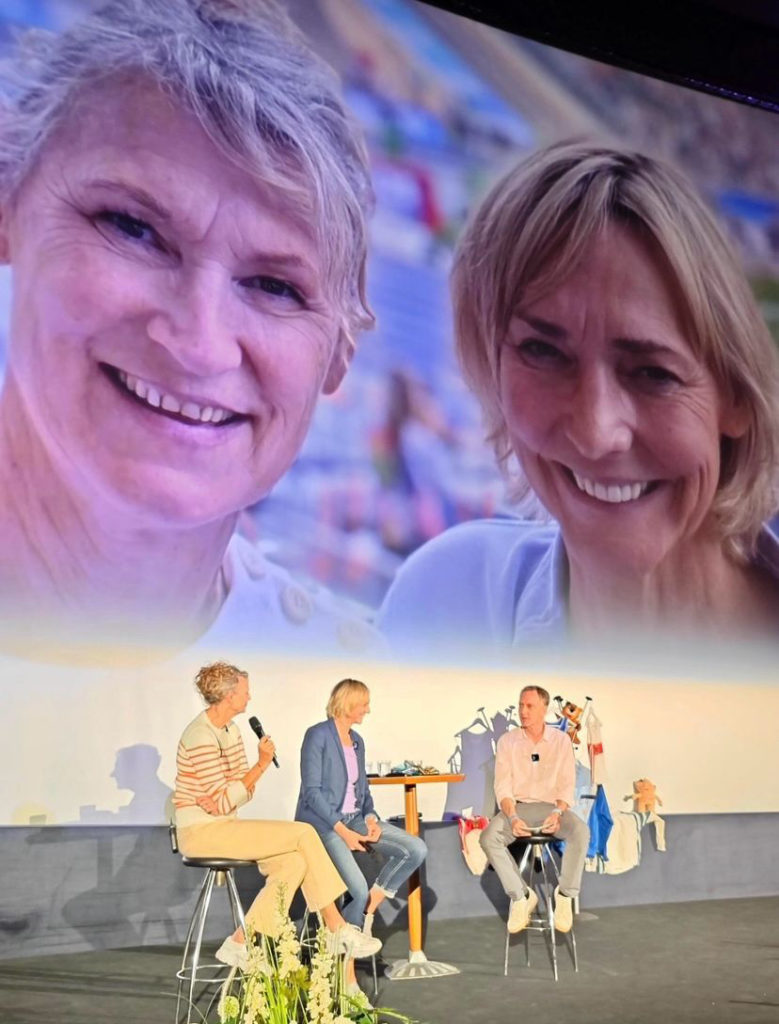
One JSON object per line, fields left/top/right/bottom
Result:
{"left": 378, "top": 515, "right": 779, "bottom": 659}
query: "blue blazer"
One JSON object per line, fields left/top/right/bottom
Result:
{"left": 295, "top": 718, "right": 376, "bottom": 835}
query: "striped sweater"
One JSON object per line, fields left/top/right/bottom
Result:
{"left": 174, "top": 710, "right": 251, "bottom": 828}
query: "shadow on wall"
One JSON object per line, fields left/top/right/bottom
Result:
{"left": 78, "top": 744, "right": 173, "bottom": 825}
{"left": 0, "top": 826, "right": 197, "bottom": 958}
{"left": 0, "top": 744, "right": 179, "bottom": 957}
{"left": 442, "top": 706, "right": 516, "bottom": 820}
{"left": 59, "top": 826, "right": 191, "bottom": 948}
{"left": 58, "top": 745, "right": 178, "bottom": 947}
{"left": 11, "top": 743, "right": 173, "bottom": 828}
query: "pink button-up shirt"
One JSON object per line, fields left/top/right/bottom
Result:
{"left": 493, "top": 725, "right": 576, "bottom": 808}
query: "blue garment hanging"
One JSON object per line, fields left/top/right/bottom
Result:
{"left": 586, "top": 784, "right": 614, "bottom": 860}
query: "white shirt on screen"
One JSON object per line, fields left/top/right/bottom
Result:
{"left": 198, "top": 533, "right": 386, "bottom": 657}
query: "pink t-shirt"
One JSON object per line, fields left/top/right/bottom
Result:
{"left": 341, "top": 743, "right": 359, "bottom": 814}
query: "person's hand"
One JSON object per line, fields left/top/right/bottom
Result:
{"left": 510, "top": 816, "right": 532, "bottom": 838}
{"left": 257, "top": 736, "right": 276, "bottom": 770}
{"left": 196, "top": 794, "right": 219, "bottom": 815}
{"left": 541, "top": 812, "right": 562, "bottom": 834}
{"left": 365, "top": 818, "right": 382, "bottom": 842}
{"left": 343, "top": 827, "right": 369, "bottom": 852}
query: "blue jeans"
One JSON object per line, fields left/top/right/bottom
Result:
{"left": 320, "top": 813, "right": 428, "bottom": 927}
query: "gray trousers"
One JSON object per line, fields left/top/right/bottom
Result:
{"left": 480, "top": 803, "right": 589, "bottom": 900}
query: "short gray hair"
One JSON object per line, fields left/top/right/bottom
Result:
{"left": 0, "top": 0, "right": 374, "bottom": 341}
{"left": 452, "top": 140, "right": 779, "bottom": 560}
{"left": 519, "top": 685, "right": 550, "bottom": 706}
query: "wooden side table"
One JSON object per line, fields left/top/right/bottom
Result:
{"left": 369, "top": 772, "right": 464, "bottom": 980}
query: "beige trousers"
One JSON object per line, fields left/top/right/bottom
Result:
{"left": 178, "top": 818, "right": 346, "bottom": 937}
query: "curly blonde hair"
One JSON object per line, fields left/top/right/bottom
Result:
{"left": 195, "top": 661, "right": 247, "bottom": 705}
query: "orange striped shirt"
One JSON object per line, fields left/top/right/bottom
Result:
{"left": 174, "top": 711, "right": 251, "bottom": 827}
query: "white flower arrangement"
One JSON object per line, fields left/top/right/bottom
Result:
{"left": 214, "top": 889, "right": 415, "bottom": 1024}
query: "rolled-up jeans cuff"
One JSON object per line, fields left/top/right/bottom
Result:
{"left": 376, "top": 884, "right": 396, "bottom": 898}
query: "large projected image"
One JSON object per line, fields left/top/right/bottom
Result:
{"left": 0, "top": 0, "right": 381, "bottom": 662}
{"left": 1, "top": 0, "right": 778, "bottom": 834}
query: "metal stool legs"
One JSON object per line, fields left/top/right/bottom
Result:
{"left": 176, "top": 868, "right": 247, "bottom": 1024}
{"left": 503, "top": 842, "right": 578, "bottom": 980}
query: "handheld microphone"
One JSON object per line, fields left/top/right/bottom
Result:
{"left": 248, "top": 715, "right": 279, "bottom": 769}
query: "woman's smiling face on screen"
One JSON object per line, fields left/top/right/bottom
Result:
{"left": 0, "top": 78, "right": 346, "bottom": 527}
{"left": 499, "top": 223, "right": 745, "bottom": 577}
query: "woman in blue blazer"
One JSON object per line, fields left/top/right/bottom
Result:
{"left": 296, "top": 679, "right": 427, "bottom": 937}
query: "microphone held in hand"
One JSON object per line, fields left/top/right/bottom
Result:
{"left": 248, "top": 715, "right": 279, "bottom": 769}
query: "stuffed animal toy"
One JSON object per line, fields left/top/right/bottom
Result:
{"left": 559, "top": 700, "right": 584, "bottom": 745}
{"left": 626, "top": 778, "right": 663, "bottom": 814}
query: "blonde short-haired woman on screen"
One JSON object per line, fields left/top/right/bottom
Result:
{"left": 380, "top": 141, "right": 779, "bottom": 656}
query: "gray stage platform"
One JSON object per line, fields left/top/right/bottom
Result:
{"left": 0, "top": 897, "right": 777, "bottom": 1024}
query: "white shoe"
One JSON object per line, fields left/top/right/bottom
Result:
{"left": 345, "top": 981, "right": 374, "bottom": 1011}
{"left": 554, "top": 887, "right": 574, "bottom": 933}
{"left": 507, "top": 888, "right": 538, "bottom": 934}
{"left": 328, "top": 923, "right": 382, "bottom": 959}
{"left": 362, "top": 912, "right": 375, "bottom": 938}
{"left": 215, "top": 936, "right": 248, "bottom": 970}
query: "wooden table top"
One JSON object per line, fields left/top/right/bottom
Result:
{"left": 368, "top": 773, "right": 465, "bottom": 786}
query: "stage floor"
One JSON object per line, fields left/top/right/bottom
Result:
{"left": 0, "top": 896, "right": 777, "bottom": 1024}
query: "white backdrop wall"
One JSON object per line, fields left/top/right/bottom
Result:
{"left": 6, "top": 646, "right": 778, "bottom": 827}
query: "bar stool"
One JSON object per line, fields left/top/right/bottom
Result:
{"left": 503, "top": 835, "right": 578, "bottom": 981}
{"left": 172, "top": 825, "right": 256, "bottom": 1024}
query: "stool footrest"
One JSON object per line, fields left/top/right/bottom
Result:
{"left": 182, "top": 857, "right": 256, "bottom": 869}
{"left": 176, "top": 863, "right": 250, "bottom": 1023}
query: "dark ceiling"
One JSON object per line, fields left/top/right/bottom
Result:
{"left": 425, "top": 0, "right": 779, "bottom": 111}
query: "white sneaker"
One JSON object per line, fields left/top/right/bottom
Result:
{"left": 345, "top": 981, "right": 374, "bottom": 1011}
{"left": 215, "top": 936, "right": 248, "bottom": 970}
{"left": 328, "top": 923, "right": 382, "bottom": 959}
{"left": 507, "top": 888, "right": 538, "bottom": 934}
{"left": 362, "top": 912, "right": 375, "bottom": 938}
{"left": 553, "top": 887, "right": 574, "bottom": 933}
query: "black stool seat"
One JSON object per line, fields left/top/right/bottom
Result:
{"left": 181, "top": 856, "right": 256, "bottom": 869}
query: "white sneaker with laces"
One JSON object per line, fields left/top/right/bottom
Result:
{"left": 328, "top": 923, "right": 382, "bottom": 959}
{"left": 345, "top": 981, "right": 374, "bottom": 1011}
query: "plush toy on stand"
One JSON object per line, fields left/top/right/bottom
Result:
{"left": 626, "top": 778, "right": 663, "bottom": 814}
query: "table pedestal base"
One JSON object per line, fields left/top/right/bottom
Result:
{"left": 385, "top": 949, "right": 460, "bottom": 980}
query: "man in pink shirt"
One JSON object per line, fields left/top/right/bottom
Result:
{"left": 480, "top": 685, "right": 589, "bottom": 934}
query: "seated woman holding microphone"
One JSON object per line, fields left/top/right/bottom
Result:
{"left": 173, "top": 662, "right": 381, "bottom": 974}
{"left": 295, "top": 679, "right": 428, "bottom": 941}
